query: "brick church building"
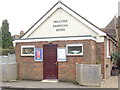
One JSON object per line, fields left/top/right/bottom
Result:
{"left": 14, "top": 1, "right": 117, "bottom": 82}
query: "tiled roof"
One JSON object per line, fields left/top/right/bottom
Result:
{"left": 102, "top": 17, "right": 118, "bottom": 40}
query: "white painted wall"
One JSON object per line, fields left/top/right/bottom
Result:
{"left": 28, "top": 8, "right": 104, "bottom": 42}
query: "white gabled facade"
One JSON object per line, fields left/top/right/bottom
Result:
{"left": 18, "top": 2, "right": 106, "bottom": 43}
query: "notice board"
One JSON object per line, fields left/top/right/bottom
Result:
{"left": 34, "top": 48, "right": 43, "bottom": 61}
{"left": 57, "top": 48, "right": 66, "bottom": 61}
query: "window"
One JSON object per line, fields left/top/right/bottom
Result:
{"left": 107, "top": 39, "right": 110, "bottom": 58}
{"left": 66, "top": 44, "right": 83, "bottom": 55}
{"left": 21, "top": 45, "right": 35, "bottom": 56}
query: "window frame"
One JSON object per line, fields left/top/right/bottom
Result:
{"left": 66, "top": 44, "right": 83, "bottom": 56}
{"left": 21, "top": 45, "right": 35, "bottom": 56}
{"left": 107, "top": 39, "right": 111, "bottom": 58}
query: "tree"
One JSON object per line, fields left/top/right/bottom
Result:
{"left": 111, "top": 51, "right": 120, "bottom": 67}
{"left": 1, "top": 20, "right": 13, "bottom": 49}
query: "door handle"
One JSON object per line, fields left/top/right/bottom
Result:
{"left": 55, "top": 62, "right": 57, "bottom": 65}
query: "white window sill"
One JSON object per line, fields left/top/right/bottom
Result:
{"left": 21, "top": 54, "right": 34, "bottom": 56}
{"left": 67, "top": 54, "right": 83, "bottom": 56}
{"left": 107, "top": 56, "right": 111, "bottom": 58}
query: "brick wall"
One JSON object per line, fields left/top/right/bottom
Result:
{"left": 90, "top": 40, "right": 96, "bottom": 64}
{"left": 15, "top": 39, "right": 96, "bottom": 81}
{"left": 96, "top": 38, "right": 114, "bottom": 79}
{"left": 96, "top": 42, "right": 104, "bottom": 78}
{"left": 104, "top": 38, "right": 115, "bottom": 79}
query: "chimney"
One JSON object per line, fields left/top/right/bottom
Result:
{"left": 20, "top": 30, "right": 24, "bottom": 37}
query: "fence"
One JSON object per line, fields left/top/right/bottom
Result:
{"left": 76, "top": 64, "right": 102, "bottom": 87}
{"left": 0, "top": 54, "right": 17, "bottom": 81}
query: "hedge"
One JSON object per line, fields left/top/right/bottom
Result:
{"left": 0, "top": 49, "right": 15, "bottom": 55}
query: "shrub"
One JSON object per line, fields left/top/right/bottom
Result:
{"left": 1, "top": 49, "right": 15, "bottom": 55}
{"left": 111, "top": 51, "right": 120, "bottom": 67}
{"left": 96, "top": 60, "right": 101, "bottom": 64}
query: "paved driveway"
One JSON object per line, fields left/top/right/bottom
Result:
{"left": 1, "top": 80, "right": 87, "bottom": 88}
{"left": 101, "top": 76, "right": 118, "bottom": 88}
{"left": 0, "top": 76, "right": 118, "bottom": 89}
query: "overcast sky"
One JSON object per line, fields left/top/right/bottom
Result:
{"left": 0, "top": 0, "right": 119, "bottom": 35}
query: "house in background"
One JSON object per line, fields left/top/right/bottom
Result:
{"left": 14, "top": 1, "right": 117, "bottom": 82}
{"left": 102, "top": 16, "right": 118, "bottom": 42}
{"left": 101, "top": 16, "right": 118, "bottom": 77}
{"left": 13, "top": 31, "right": 24, "bottom": 46}
{"left": 12, "top": 31, "right": 25, "bottom": 40}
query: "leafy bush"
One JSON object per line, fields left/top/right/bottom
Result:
{"left": 0, "top": 49, "right": 15, "bottom": 55}
{"left": 96, "top": 60, "right": 101, "bottom": 64}
{"left": 111, "top": 51, "right": 120, "bottom": 67}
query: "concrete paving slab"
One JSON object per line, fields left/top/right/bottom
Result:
{"left": 1, "top": 80, "right": 87, "bottom": 88}
{"left": 0, "top": 76, "right": 118, "bottom": 89}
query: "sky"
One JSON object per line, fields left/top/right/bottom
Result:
{"left": 0, "top": 0, "right": 119, "bottom": 36}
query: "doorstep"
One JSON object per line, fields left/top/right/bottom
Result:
{"left": 41, "top": 79, "right": 58, "bottom": 83}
